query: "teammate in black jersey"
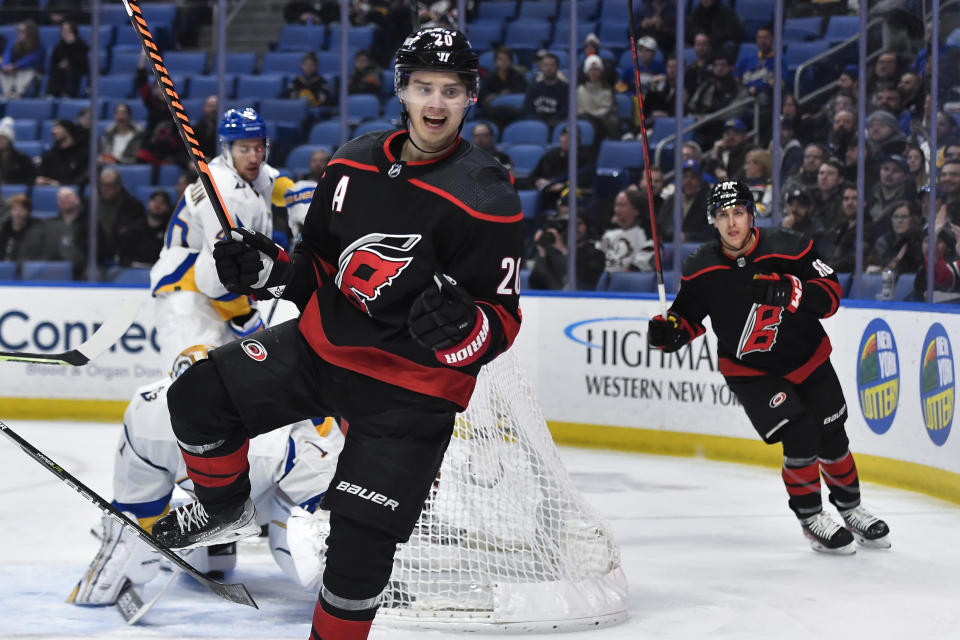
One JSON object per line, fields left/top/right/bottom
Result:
{"left": 150, "top": 27, "right": 523, "bottom": 640}
{"left": 648, "top": 181, "right": 890, "bottom": 555}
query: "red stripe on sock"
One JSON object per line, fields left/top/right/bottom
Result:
{"left": 821, "top": 453, "right": 859, "bottom": 487}
{"left": 310, "top": 600, "right": 373, "bottom": 640}
{"left": 181, "top": 440, "right": 249, "bottom": 489}
{"left": 782, "top": 463, "right": 821, "bottom": 495}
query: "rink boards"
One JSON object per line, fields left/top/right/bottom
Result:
{"left": 0, "top": 284, "right": 957, "bottom": 503}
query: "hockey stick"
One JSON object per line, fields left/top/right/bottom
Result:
{"left": 626, "top": 1, "right": 668, "bottom": 316}
{"left": 120, "top": 0, "right": 235, "bottom": 236}
{"left": 0, "top": 300, "right": 140, "bottom": 366}
{"left": 0, "top": 420, "right": 258, "bottom": 610}
{"left": 117, "top": 553, "right": 186, "bottom": 624}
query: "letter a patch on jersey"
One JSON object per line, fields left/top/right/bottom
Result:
{"left": 335, "top": 233, "right": 422, "bottom": 314}
{"left": 737, "top": 303, "right": 783, "bottom": 357}
{"left": 331, "top": 176, "right": 350, "bottom": 212}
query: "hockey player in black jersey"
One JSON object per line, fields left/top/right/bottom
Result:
{"left": 648, "top": 181, "right": 890, "bottom": 555}
{"left": 150, "top": 27, "right": 523, "bottom": 640}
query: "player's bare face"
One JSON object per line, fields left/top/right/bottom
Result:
{"left": 714, "top": 204, "right": 755, "bottom": 255}
{"left": 402, "top": 71, "right": 471, "bottom": 157}
{"left": 230, "top": 138, "right": 265, "bottom": 182}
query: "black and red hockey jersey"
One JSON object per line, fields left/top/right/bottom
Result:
{"left": 668, "top": 227, "right": 842, "bottom": 383}
{"left": 284, "top": 130, "right": 524, "bottom": 409}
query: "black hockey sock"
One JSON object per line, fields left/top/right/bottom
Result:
{"left": 309, "top": 596, "right": 374, "bottom": 640}
{"left": 780, "top": 417, "right": 823, "bottom": 518}
{"left": 782, "top": 454, "right": 822, "bottom": 518}
{"left": 820, "top": 450, "right": 861, "bottom": 511}
{"left": 819, "top": 425, "right": 860, "bottom": 510}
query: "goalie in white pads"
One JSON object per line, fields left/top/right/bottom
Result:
{"left": 149, "top": 107, "right": 296, "bottom": 372}
{"left": 68, "top": 345, "right": 344, "bottom": 607}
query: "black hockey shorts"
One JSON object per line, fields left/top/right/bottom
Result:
{"left": 208, "top": 318, "right": 460, "bottom": 540}
{"left": 725, "top": 361, "right": 848, "bottom": 445}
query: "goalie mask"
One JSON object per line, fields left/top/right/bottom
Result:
{"left": 171, "top": 344, "right": 212, "bottom": 380}
{"left": 394, "top": 27, "right": 479, "bottom": 134}
{"left": 707, "top": 180, "right": 755, "bottom": 224}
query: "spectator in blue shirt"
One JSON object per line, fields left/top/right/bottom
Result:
{"left": 618, "top": 36, "right": 665, "bottom": 94}
{"left": 0, "top": 20, "right": 45, "bottom": 99}
{"left": 523, "top": 52, "right": 569, "bottom": 129}
{"left": 735, "top": 25, "right": 775, "bottom": 97}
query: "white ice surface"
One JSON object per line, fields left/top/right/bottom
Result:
{"left": 1, "top": 420, "right": 959, "bottom": 640}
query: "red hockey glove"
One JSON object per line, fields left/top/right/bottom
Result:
{"left": 408, "top": 274, "right": 492, "bottom": 366}
{"left": 213, "top": 228, "right": 293, "bottom": 300}
{"left": 648, "top": 313, "right": 686, "bottom": 353}
{"left": 751, "top": 272, "right": 803, "bottom": 313}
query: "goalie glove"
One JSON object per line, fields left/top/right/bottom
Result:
{"left": 752, "top": 272, "right": 803, "bottom": 313}
{"left": 647, "top": 312, "right": 686, "bottom": 353}
{"left": 213, "top": 228, "right": 293, "bottom": 300}
{"left": 408, "top": 273, "right": 492, "bottom": 367}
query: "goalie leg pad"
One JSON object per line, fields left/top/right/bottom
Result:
{"left": 68, "top": 513, "right": 160, "bottom": 606}
{"left": 321, "top": 417, "right": 455, "bottom": 541}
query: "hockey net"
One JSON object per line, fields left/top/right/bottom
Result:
{"left": 377, "top": 349, "right": 628, "bottom": 631}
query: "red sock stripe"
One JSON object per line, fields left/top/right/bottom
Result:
{"left": 782, "top": 463, "right": 821, "bottom": 496}
{"left": 821, "top": 453, "right": 859, "bottom": 487}
{"left": 310, "top": 600, "right": 373, "bottom": 640}
{"left": 181, "top": 440, "right": 250, "bottom": 489}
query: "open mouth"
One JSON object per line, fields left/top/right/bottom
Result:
{"left": 423, "top": 115, "right": 447, "bottom": 130}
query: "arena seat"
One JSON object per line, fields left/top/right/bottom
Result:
{"left": 5, "top": 99, "right": 54, "bottom": 121}
{"left": 276, "top": 24, "right": 326, "bottom": 51}
{"left": 501, "top": 120, "right": 550, "bottom": 145}
{"left": 0, "top": 261, "right": 17, "bottom": 281}
{"left": 506, "top": 144, "right": 546, "bottom": 180}
{"left": 20, "top": 261, "right": 73, "bottom": 282}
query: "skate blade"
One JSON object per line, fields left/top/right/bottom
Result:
{"left": 177, "top": 521, "right": 261, "bottom": 551}
{"left": 809, "top": 540, "right": 856, "bottom": 555}
{"left": 852, "top": 533, "right": 892, "bottom": 549}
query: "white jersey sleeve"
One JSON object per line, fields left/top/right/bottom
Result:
{"left": 112, "top": 378, "right": 184, "bottom": 526}
{"left": 186, "top": 156, "right": 276, "bottom": 299}
{"left": 284, "top": 179, "right": 318, "bottom": 239}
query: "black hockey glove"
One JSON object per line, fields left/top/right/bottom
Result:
{"left": 752, "top": 272, "right": 803, "bottom": 313}
{"left": 213, "top": 228, "right": 293, "bottom": 300}
{"left": 648, "top": 313, "right": 686, "bottom": 353}
{"left": 408, "top": 274, "right": 492, "bottom": 365}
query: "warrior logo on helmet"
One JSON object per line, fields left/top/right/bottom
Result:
{"left": 335, "top": 233, "right": 422, "bottom": 315}
{"left": 707, "top": 180, "right": 756, "bottom": 224}
{"left": 394, "top": 27, "right": 479, "bottom": 129}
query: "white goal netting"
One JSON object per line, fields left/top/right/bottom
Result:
{"left": 377, "top": 349, "right": 628, "bottom": 631}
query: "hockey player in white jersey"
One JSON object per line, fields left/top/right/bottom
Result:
{"left": 149, "top": 107, "right": 295, "bottom": 372}
{"left": 68, "top": 345, "right": 344, "bottom": 607}
{"left": 284, "top": 178, "right": 317, "bottom": 241}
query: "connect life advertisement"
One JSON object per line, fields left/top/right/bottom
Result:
{"left": 0, "top": 286, "right": 162, "bottom": 399}
{"left": 1, "top": 286, "right": 959, "bottom": 479}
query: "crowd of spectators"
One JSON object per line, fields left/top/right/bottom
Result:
{"left": 2, "top": 0, "right": 960, "bottom": 302}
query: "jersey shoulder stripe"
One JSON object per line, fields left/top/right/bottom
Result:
{"left": 330, "top": 131, "right": 383, "bottom": 168}
{"left": 681, "top": 241, "right": 723, "bottom": 277}
{"left": 753, "top": 228, "right": 814, "bottom": 262}
{"left": 414, "top": 145, "right": 521, "bottom": 222}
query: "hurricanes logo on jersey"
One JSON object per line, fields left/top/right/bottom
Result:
{"left": 336, "top": 233, "right": 422, "bottom": 314}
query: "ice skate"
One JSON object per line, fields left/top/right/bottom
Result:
{"left": 152, "top": 498, "right": 259, "bottom": 550}
{"left": 839, "top": 505, "right": 891, "bottom": 548}
{"left": 800, "top": 512, "right": 855, "bottom": 554}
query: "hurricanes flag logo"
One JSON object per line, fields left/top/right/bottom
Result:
{"left": 336, "top": 233, "right": 422, "bottom": 314}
